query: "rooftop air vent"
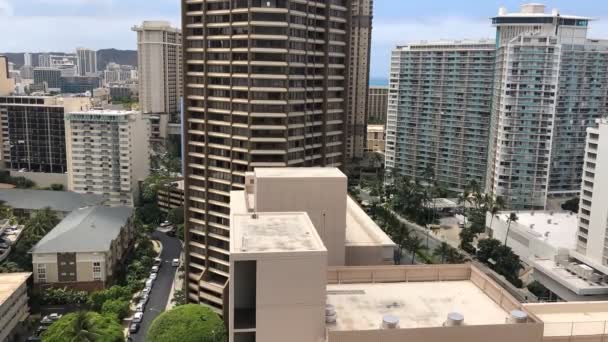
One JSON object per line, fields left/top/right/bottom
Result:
{"left": 508, "top": 310, "right": 528, "bottom": 324}
{"left": 325, "top": 304, "right": 337, "bottom": 324}
{"left": 382, "top": 314, "right": 399, "bottom": 329}
{"left": 445, "top": 312, "right": 464, "bottom": 327}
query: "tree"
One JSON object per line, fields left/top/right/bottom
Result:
{"left": 101, "top": 299, "right": 130, "bottom": 320}
{"left": 504, "top": 212, "right": 519, "bottom": 247}
{"left": 171, "top": 289, "right": 187, "bottom": 307}
{"left": 477, "top": 238, "right": 523, "bottom": 288}
{"left": 476, "top": 238, "right": 502, "bottom": 263}
{"left": 87, "top": 286, "right": 131, "bottom": 311}
{"left": 405, "top": 234, "right": 424, "bottom": 265}
{"left": 433, "top": 242, "right": 451, "bottom": 263}
{"left": 459, "top": 228, "right": 476, "bottom": 254}
{"left": 42, "top": 311, "right": 123, "bottom": 342}
{"left": 41, "top": 287, "right": 87, "bottom": 305}
{"left": 24, "top": 207, "right": 60, "bottom": 238}
{"left": 167, "top": 206, "right": 184, "bottom": 225}
{"left": 147, "top": 304, "right": 226, "bottom": 342}
{"left": 561, "top": 197, "right": 580, "bottom": 213}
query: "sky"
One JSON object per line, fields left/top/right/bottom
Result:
{"left": 1, "top": 0, "right": 608, "bottom": 81}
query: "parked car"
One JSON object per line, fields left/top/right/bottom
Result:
{"left": 139, "top": 293, "right": 149, "bottom": 305}
{"left": 151, "top": 265, "right": 159, "bottom": 273}
{"left": 48, "top": 313, "right": 62, "bottom": 321}
{"left": 142, "top": 286, "right": 151, "bottom": 295}
{"left": 129, "top": 323, "right": 140, "bottom": 333}
{"left": 135, "top": 302, "right": 145, "bottom": 312}
{"left": 145, "top": 279, "right": 154, "bottom": 288}
{"left": 153, "top": 257, "right": 162, "bottom": 266}
{"left": 35, "top": 326, "right": 48, "bottom": 336}
{"left": 172, "top": 258, "right": 180, "bottom": 267}
{"left": 40, "top": 317, "right": 54, "bottom": 325}
{"left": 160, "top": 220, "right": 172, "bottom": 228}
{"left": 133, "top": 312, "right": 143, "bottom": 323}
{"left": 149, "top": 273, "right": 157, "bottom": 281}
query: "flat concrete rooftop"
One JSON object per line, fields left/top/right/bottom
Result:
{"left": 326, "top": 280, "right": 512, "bottom": 331}
{"left": 532, "top": 259, "right": 608, "bottom": 296}
{"left": 497, "top": 211, "right": 578, "bottom": 250}
{"left": 526, "top": 302, "right": 608, "bottom": 337}
{"left": 231, "top": 212, "right": 326, "bottom": 254}
{"left": 345, "top": 197, "right": 394, "bottom": 247}
{"left": 0, "top": 273, "right": 30, "bottom": 306}
{"left": 254, "top": 167, "right": 346, "bottom": 179}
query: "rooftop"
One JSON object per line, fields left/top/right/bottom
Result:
{"left": 0, "top": 273, "right": 31, "bottom": 306}
{"left": 397, "top": 39, "right": 496, "bottom": 50}
{"left": 494, "top": 4, "right": 591, "bottom": 20}
{"left": 67, "top": 109, "right": 137, "bottom": 116}
{"left": 497, "top": 211, "right": 578, "bottom": 250}
{"left": 345, "top": 197, "right": 394, "bottom": 247}
{"left": 532, "top": 258, "right": 608, "bottom": 297}
{"left": 0, "top": 189, "right": 105, "bottom": 213}
{"left": 254, "top": 167, "right": 346, "bottom": 179}
{"left": 326, "top": 265, "right": 529, "bottom": 331}
{"left": 30, "top": 206, "right": 133, "bottom": 254}
{"left": 231, "top": 212, "right": 326, "bottom": 255}
{"left": 526, "top": 302, "right": 608, "bottom": 337}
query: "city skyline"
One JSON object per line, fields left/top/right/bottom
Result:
{"left": 2, "top": 0, "right": 607, "bottom": 80}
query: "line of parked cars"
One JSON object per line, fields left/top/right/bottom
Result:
{"left": 26, "top": 313, "right": 63, "bottom": 341}
{"left": 128, "top": 258, "right": 162, "bottom": 335}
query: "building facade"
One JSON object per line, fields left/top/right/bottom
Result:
{"left": 385, "top": 40, "right": 495, "bottom": 191}
{"left": 0, "top": 273, "right": 31, "bottom": 342}
{"left": 60, "top": 76, "right": 101, "bottom": 94}
{"left": 181, "top": 0, "right": 351, "bottom": 311}
{"left": 0, "top": 56, "right": 14, "bottom": 96}
{"left": 367, "top": 85, "right": 388, "bottom": 124}
{"left": 366, "top": 124, "right": 384, "bottom": 153}
{"left": 23, "top": 53, "right": 32, "bottom": 67}
{"left": 33, "top": 68, "right": 62, "bottom": 90}
{"left": 486, "top": 4, "right": 608, "bottom": 209}
{"left": 65, "top": 110, "right": 150, "bottom": 206}
{"left": 345, "top": 0, "right": 373, "bottom": 160}
{"left": 133, "top": 21, "right": 182, "bottom": 121}
{"left": 0, "top": 96, "right": 92, "bottom": 173}
{"left": 31, "top": 206, "right": 134, "bottom": 291}
{"left": 76, "top": 48, "right": 98, "bottom": 76}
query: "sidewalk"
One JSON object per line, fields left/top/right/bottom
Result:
{"left": 165, "top": 246, "right": 184, "bottom": 310}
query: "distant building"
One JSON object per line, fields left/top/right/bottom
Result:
{"left": 366, "top": 124, "right": 385, "bottom": 153}
{"left": 345, "top": 0, "right": 374, "bottom": 160}
{"left": 23, "top": 53, "right": 32, "bottom": 67}
{"left": 0, "top": 273, "right": 31, "bottom": 342}
{"left": 65, "top": 110, "right": 150, "bottom": 206}
{"left": 132, "top": 21, "right": 182, "bottom": 117}
{"left": 0, "top": 56, "right": 14, "bottom": 96}
{"left": 367, "top": 86, "right": 388, "bottom": 124}
{"left": 31, "top": 206, "right": 134, "bottom": 291}
{"left": 0, "top": 189, "right": 105, "bottom": 219}
{"left": 38, "top": 54, "right": 50, "bottom": 68}
{"left": 386, "top": 40, "right": 495, "bottom": 192}
{"left": 76, "top": 48, "right": 97, "bottom": 76}
{"left": 33, "top": 68, "right": 61, "bottom": 91}
{"left": 60, "top": 76, "right": 101, "bottom": 94}
{"left": 157, "top": 179, "right": 184, "bottom": 213}
{"left": 19, "top": 65, "right": 33, "bottom": 80}
{"left": 0, "top": 95, "right": 92, "bottom": 173}
{"left": 109, "top": 84, "right": 134, "bottom": 102}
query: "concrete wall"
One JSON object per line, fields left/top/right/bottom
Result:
{"left": 254, "top": 173, "right": 347, "bottom": 266}
{"left": 9, "top": 171, "right": 68, "bottom": 188}
{"left": 345, "top": 244, "right": 394, "bottom": 266}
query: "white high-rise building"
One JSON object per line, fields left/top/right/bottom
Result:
{"left": 23, "top": 53, "right": 32, "bottom": 67}
{"left": 76, "top": 48, "right": 97, "bottom": 76}
{"left": 572, "top": 119, "right": 608, "bottom": 272}
{"left": 65, "top": 110, "right": 150, "bottom": 207}
{"left": 486, "top": 4, "right": 608, "bottom": 209}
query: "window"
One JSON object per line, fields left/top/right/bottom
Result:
{"left": 93, "top": 262, "right": 102, "bottom": 281}
{"left": 37, "top": 264, "right": 46, "bottom": 283}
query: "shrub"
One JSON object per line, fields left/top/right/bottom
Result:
{"left": 147, "top": 304, "right": 225, "bottom": 342}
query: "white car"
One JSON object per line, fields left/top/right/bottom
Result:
{"left": 140, "top": 294, "right": 149, "bottom": 305}
{"left": 160, "top": 221, "right": 172, "bottom": 227}
{"left": 149, "top": 273, "right": 157, "bottom": 280}
{"left": 133, "top": 312, "right": 143, "bottom": 323}
{"left": 142, "top": 287, "right": 151, "bottom": 295}
{"left": 151, "top": 265, "right": 159, "bottom": 273}
{"left": 171, "top": 258, "right": 180, "bottom": 267}
{"left": 135, "top": 302, "right": 145, "bottom": 312}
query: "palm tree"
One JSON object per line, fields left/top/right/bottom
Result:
{"left": 433, "top": 242, "right": 451, "bottom": 263}
{"left": 392, "top": 223, "right": 411, "bottom": 265}
{"left": 71, "top": 312, "right": 100, "bottom": 342}
{"left": 405, "top": 234, "right": 424, "bottom": 265}
{"left": 504, "top": 212, "right": 519, "bottom": 247}
{"left": 488, "top": 196, "right": 506, "bottom": 235}
{"left": 24, "top": 207, "right": 59, "bottom": 238}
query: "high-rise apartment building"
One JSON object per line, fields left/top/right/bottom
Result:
{"left": 0, "top": 95, "right": 91, "bottom": 173}
{"left": 23, "top": 53, "right": 32, "bottom": 67}
{"left": 385, "top": 40, "right": 495, "bottom": 191}
{"left": 33, "top": 67, "right": 62, "bottom": 90}
{"left": 38, "top": 53, "right": 51, "bottom": 68}
{"left": 345, "top": 0, "right": 373, "bottom": 160}
{"left": 486, "top": 4, "right": 608, "bottom": 209}
{"left": 572, "top": 119, "right": 608, "bottom": 271}
{"left": 65, "top": 110, "right": 150, "bottom": 206}
{"left": 367, "top": 85, "right": 388, "bottom": 124}
{"left": 133, "top": 21, "right": 182, "bottom": 124}
{"left": 76, "top": 48, "right": 98, "bottom": 76}
{"left": 181, "top": 0, "right": 351, "bottom": 311}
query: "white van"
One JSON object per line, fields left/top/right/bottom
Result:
{"left": 171, "top": 258, "right": 180, "bottom": 267}
{"left": 145, "top": 279, "right": 154, "bottom": 288}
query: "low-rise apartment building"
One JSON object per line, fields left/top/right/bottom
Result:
{"left": 30, "top": 206, "right": 134, "bottom": 291}
{"left": 65, "top": 110, "right": 150, "bottom": 206}
{"left": 0, "top": 273, "right": 31, "bottom": 342}
{"left": 0, "top": 189, "right": 104, "bottom": 219}
{"left": 157, "top": 179, "right": 184, "bottom": 213}
{"left": 366, "top": 124, "right": 385, "bottom": 153}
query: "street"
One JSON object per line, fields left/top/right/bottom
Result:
{"left": 130, "top": 231, "right": 182, "bottom": 342}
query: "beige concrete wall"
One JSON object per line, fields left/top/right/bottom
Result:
{"left": 327, "top": 264, "right": 472, "bottom": 284}
{"left": 0, "top": 56, "right": 14, "bottom": 96}
{"left": 9, "top": 171, "right": 68, "bottom": 188}
{"left": 328, "top": 323, "right": 544, "bottom": 342}
{"left": 254, "top": 174, "right": 347, "bottom": 266}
